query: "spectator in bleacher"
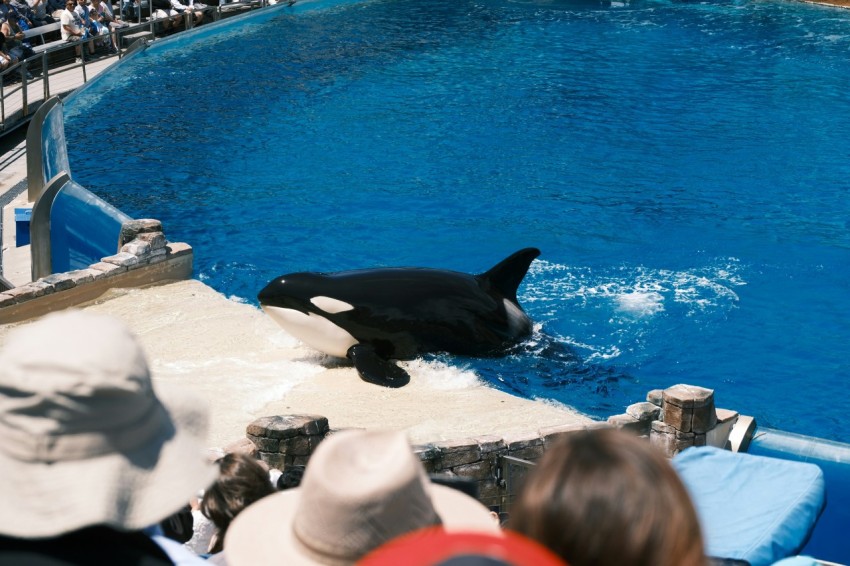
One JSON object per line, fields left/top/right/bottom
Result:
{"left": 0, "top": 0, "right": 31, "bottom": 30}
{"left": 508, "top": 428, "right": 707, "bottom": 566}
{"left": 11, "top": 0, "right": 50, "bottom": 27}
{"left": 87, "top": 0, "right": 118, "bottom": 52}
{"left": 0, "top": 0, "right": 37, "bottom": 60}
{"left": 167, "top": 0, "right": 202, "bottom": 26}
{"left": 25, "top": 0, "right": 55, "bottom": 25}
{"left": 0, "top": 31, "right": 20, "bottom": 78}
{"left": 45, "top": 0, "right": 64, "bottom": 17}
{"left": 91, "top": 0, "right": 127, "bottom": 31}
{"left": 74, "top": 0, "right": 111, "bottom": 51}
{"left": 60, "top": 1, "right": 95, "bottom": 62}
{"left": 0, "top": 310, "right": 219, "bottom": 564}
{"left": 0, "top": 15, "right": 35, "bottom": 63}
{"left": 151, "top": 0, "right": 181, "bottom": 31}
{"left": 222, "top": 429, "right": 500, "bottom": 566}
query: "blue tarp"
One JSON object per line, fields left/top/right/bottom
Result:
{"left": 673, "top": 446, "right": 825, "bottom": 566}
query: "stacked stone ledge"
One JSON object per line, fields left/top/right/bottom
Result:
{"left": 238, "top": 385, "right": 745, "bottom": 510}
{"left": 243, "top": 415, "right": 607, "bottom": 509}
{"left": 246, "top": 415, "right": 331, "bottom": 471}
{"left": 0, "top": 218, "right": 191, "bottom": 310}
{"left": 607, "top": 383, "right": 740, "bottom": 458}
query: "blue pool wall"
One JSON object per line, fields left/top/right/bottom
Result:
{"left": 749, "top": 428, "right": 850, "bottom": 563}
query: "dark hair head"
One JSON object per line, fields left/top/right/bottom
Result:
{"left": 276, "top": 465, "right": 306, "bottom": 491}
{"left": 509, "top": 428, "right": 706, "bottom": 566}
{"left": 201, "top": 453, "right": 276, "bottom": 554}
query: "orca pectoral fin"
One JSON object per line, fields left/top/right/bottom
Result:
{"left": 347, "top": 344, "right": 410, "bottom": 388}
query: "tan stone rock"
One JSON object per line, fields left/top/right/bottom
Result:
{"left": 662, "top": 384, "right": 716, "bottom": 433}
{"left": 453, "top": 460, "right": 493, "bottom": 481}
{"left": 102, "top": 252, "right": 141, "bottom": 268}
{"left": 246, "top": 433, "right": 279, "bottom": 452}
{"left": 165, "top": 242, "right": 192, "bottom": 257}
{"left": 473, "top": 435, "right": 506, "bottom": 455}
{"left": 137, "top": 231, "right": 167, "bottom": 250}
{"left": 122, "top": 240, "right": 152, "bottom": 257}
{"left": 434, "top": 439, "right": 482, "bottom": 468}
{"left": 627, "top": 401, "right": 661, "bottom": 422}
{"left": 650, "top": 420, "right": 695, "bottom": 457}
{"left": 120, "top": 219, "right": 163, "bottom": 245}
{"left": 646, "top": 389, "right": 664, "bottom": 406}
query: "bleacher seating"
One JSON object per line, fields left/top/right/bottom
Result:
{"left": 23, "top": 22, "right": 64, "bottom": 54}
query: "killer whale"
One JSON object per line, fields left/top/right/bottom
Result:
{"left": 257, "top": 248, "right": 541, "bottom": 388}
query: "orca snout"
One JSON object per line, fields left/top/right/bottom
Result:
{"left": 257, "top": 277, "right": 286, "bottom": 306}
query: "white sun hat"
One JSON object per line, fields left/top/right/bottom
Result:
{"left": 0, "top": 310, "right": 218, "bottom": 539}
{"left": 224, "top": 429, "right": 501, "bottom": 565}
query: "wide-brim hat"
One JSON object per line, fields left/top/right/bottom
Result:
{"left": 225, "top": 429, "right": 501, "bottom": 565}
{"left": 0, "top": 310, "right": 218, "bottom": 539}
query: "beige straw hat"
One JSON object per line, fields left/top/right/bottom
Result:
{"left": 224, "top": 429, "right": 501, "bottom": 566}
{"left": 0, "top": 310, "right": 218, "bottom": 539}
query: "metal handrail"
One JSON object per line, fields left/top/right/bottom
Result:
{"left": 0, "top": 0, "right": 268, "bottom": 134}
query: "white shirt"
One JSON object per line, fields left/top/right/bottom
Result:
{"left": 59, "top": 8, "right": 80, "bottom": 40}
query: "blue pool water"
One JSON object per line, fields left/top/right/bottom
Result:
{"left": 65, "top": 0, "right": 850, "bottom": 442}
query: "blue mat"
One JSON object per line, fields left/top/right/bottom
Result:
{"left": 673, "top": 446, "right": 825, "bottom": 566}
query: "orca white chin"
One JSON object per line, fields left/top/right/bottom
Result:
{"left": 261, "top": 305, "right": 358, "bottom": 359}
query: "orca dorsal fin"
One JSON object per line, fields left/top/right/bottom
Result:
{"left": 477, "top": 248, "right": 541, "bottom": 303}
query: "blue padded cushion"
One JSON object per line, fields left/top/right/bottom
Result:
{"left": 673, "top": 446, "right": 825, "bottom": 566}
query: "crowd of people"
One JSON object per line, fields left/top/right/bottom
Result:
{"left": 0, "top": 0, "right": 209, "bottom": 76}
{"left": 0, "top": 310, "right": 724, "bottom": 565}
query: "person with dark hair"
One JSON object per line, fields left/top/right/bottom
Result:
{"left": 509, "top": 427, "right": 707, "bottom": 566}
{"left": 200, "top": 453, "right": 277, "bottom": 557}
{"left": 276, "top": 464, "right": 306, "bottom": 491}
{"left": 0, "top": 31, "right": 18, "bottom": 76}
{"left": 59, "top": 0, "right": 94, "bottom": 59}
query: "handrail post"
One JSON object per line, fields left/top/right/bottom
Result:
{"left": 42, "top": 52, "right": 50, "bottom": 99}
{"left": 0, "top": 70, "right": 5, "bottom": 126}
{"left": 21, "top": 60, "right": 28, "bottom": 116}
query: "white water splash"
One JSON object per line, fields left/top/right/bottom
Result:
{"left": 526, "top": 257, "right": 745, "bottom": 318}
{"left": 616, "top": 291, "right": 665, "bottom": 317}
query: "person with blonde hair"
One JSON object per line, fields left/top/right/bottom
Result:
{"left": 509, "top": 427, "right": 707, "bottom": 566}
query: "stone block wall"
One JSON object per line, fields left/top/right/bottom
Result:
{"left": 0, "top": 218, "right": 193, "bottom": 323}
{"left": 606, "top": 383, "right": 740, "bottom": 458}
{"left": 245, "top": 414, "right": 609, "bottom": 510}
{"left": 240, "top": 383, "right": 748, "bottom": 511}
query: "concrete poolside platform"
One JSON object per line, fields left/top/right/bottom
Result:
{"left": 0, "top": 278, "right": 594, "bottom": 449}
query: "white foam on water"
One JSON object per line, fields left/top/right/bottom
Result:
{"left": 527, "top": 257, "right": 745, "bottom": 317}
{"left": 403, "top": 359, "right": 483, "bottom": 390}
{"left": 615, "top": 291, "right": 665, "bottom": 317}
